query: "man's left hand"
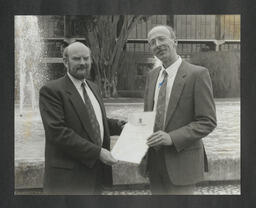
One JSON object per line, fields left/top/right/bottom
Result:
{"left": 147, "top": 130, "right": 173, "bottom": 147}
{"left": 117, "top": 120, "right": 127, "bottom": 129}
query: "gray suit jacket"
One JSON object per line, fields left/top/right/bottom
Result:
{"left": 144, "top": 60, "right": 217, "bottom": 185}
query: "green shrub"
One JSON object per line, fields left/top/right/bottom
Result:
{"left": 190, "top": 50, "right": 240, "bottom": 98}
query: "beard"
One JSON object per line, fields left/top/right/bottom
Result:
{"left": 69, "top": 65, "right": 91, "bottom": 80}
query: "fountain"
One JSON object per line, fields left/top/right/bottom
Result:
{"left": 15, "top": 16, "right": 45, "bottom": 116}
{"left": 15, "top": 16, "right": 47, "bottom": 182}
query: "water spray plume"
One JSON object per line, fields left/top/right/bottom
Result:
{"left": 15, "top": 16, "right": 45, "bottom": 116}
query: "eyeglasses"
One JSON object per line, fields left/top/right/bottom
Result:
{"left": 148, "top": 36, "right": 176, "bottom": 47}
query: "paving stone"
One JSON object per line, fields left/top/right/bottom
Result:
{"left": 15, "top": 183, "right": 240, "bottom": 195}
{"left": 101, "top": 183, "right": 240, "bottom": 195}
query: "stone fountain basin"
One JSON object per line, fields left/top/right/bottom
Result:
{"left": 15, "top": 99, "right": 240, "bottom": 189}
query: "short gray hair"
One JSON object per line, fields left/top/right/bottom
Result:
{"left": 62, "top": 41, "right": 91, "bottom": 59}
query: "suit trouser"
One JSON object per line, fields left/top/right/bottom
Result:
{"left": 148, "top": 148, "right": 195, "bottom": 195}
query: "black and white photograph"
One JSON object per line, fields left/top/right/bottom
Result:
{"left": 14, "top": 15, "right": 240, "bottom": 195}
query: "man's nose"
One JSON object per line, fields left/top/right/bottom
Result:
{"left": 155, "top": 39, "right": 161, "bottom": 47}
{"left": 80, "top": 58, "right": 86, "bottom": 65}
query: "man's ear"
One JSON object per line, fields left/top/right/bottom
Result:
{"left": 63, "top": 57, "right": 68, "bottom": 68}
{"left": 174, "top": 40, "right": 178, "bottom": 47}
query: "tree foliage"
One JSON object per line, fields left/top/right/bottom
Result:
{"left": 79, "top": 15, "right": 149, "bottom": 97}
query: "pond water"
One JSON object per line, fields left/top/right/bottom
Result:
{"left": 15, "top": 99, "right": 240, "bottom": 162}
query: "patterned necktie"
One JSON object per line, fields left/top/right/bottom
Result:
{"left": 154, "top": 70, "right": 168, "bottom": 132}
{"left": 81, "top": 82, "right": 102, "bottom": 146}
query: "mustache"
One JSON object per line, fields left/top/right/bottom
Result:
{"left": 76, "top": 65, "right": 89, "bottom": 70}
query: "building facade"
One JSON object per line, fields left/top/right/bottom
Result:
{"left": 38, "top": 15, "right": 240, "bottom": 96}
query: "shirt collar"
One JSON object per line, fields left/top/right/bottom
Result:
{"left": 161, "top": 56, "right": 182, "bottom": 77}
{"left": 67, "top": 72, "right": 87, "bottom": 89}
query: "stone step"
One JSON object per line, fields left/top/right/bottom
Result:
{"left": 15, "top": 153, "right": 240, "bottom": 189}
{"left": 112, "top": 157, "right": 240, "bottom": 185}
{"left": 15, "top": 136, "right": 240, "bottom": 189}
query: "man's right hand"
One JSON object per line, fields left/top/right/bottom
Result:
{"left": 99, "top": 148, "right": 118, "bottom": 166}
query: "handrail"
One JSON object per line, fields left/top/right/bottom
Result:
{"left": 126, "top": 38, "right": 240, "bottom": 44}
{"left": 42, "top": 37, "right": 240, "bottom": 44}
{"left": 126, "top": 38, "right": 240, "bottom": 51}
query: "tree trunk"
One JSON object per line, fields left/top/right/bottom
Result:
{"left": 111, "top": 73, "right": 118, "bottom": 97}
{"left": 84, "top": 15, "right": 147, "bottom": 97}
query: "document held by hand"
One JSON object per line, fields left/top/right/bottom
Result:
{"left": 111, "top": 111, "right": 156, "bottom": 164}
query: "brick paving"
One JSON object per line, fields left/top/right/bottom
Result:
{"left": 101, "top": 182, "right": 240, "bottom": 195}
{"left": 15, "top": 182, "right": 240, "bottom": 195}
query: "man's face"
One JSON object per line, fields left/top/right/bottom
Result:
{"left": 148, "top": 26, "right": 177, "bottom": 65}
{"left": 64, "top": 43, "right": 92, "bottom": 80}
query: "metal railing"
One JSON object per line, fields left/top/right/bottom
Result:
{"left": 126, "top": 38, "right": 240, "bottom": 52}
{"left": 41, "top": 37, "right": 240, "bottom": 64}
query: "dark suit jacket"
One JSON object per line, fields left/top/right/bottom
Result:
{"left": 39, "top": 75, "right": 121, "bottom": 194}
{"left": 144, "top": 60, "right": 217, "bottom": 185}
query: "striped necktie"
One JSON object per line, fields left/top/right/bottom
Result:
{"left": 81, "top": 82, "right": 102, "bottom": 146}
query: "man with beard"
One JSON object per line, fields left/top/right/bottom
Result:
{"left": 39, "top": 42, "right": 124, "bottom": 194}
{"left": 142, "top": 25, "right": 217, "bottom": 194}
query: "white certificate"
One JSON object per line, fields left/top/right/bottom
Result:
{"left": 111, "top": 111, "right": 155, "bottom": 164}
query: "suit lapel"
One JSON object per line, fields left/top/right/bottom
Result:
{"left": 147, "top": 66, "right": 161, "bottom": 111}
{"left": 63, "top": 75, "right": 96, "bottom": 144}
{"left": 165, "top": 61, "right": 187, "bottom": 128}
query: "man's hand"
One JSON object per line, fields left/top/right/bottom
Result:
{"left": 147, "top": 130, "right": 173, "bottom": 147}
{"left": 99, "top": 148, "right": 118, "bottom": 165}
{"left": 117, "top": 120, "right": 127, "bottom": 129}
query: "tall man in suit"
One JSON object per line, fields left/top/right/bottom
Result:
{"left": 39, "top": 42, "right": 124, "bottom": 194}
{"left": 143, "top": 25, "right": 217, "bottom": 194}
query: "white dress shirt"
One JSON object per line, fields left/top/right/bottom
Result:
{"left": 67, "top": 72, "right": 104, "bottom": 143}
{"left": 153, "top": 56, "right": 182, "bottom": 125}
